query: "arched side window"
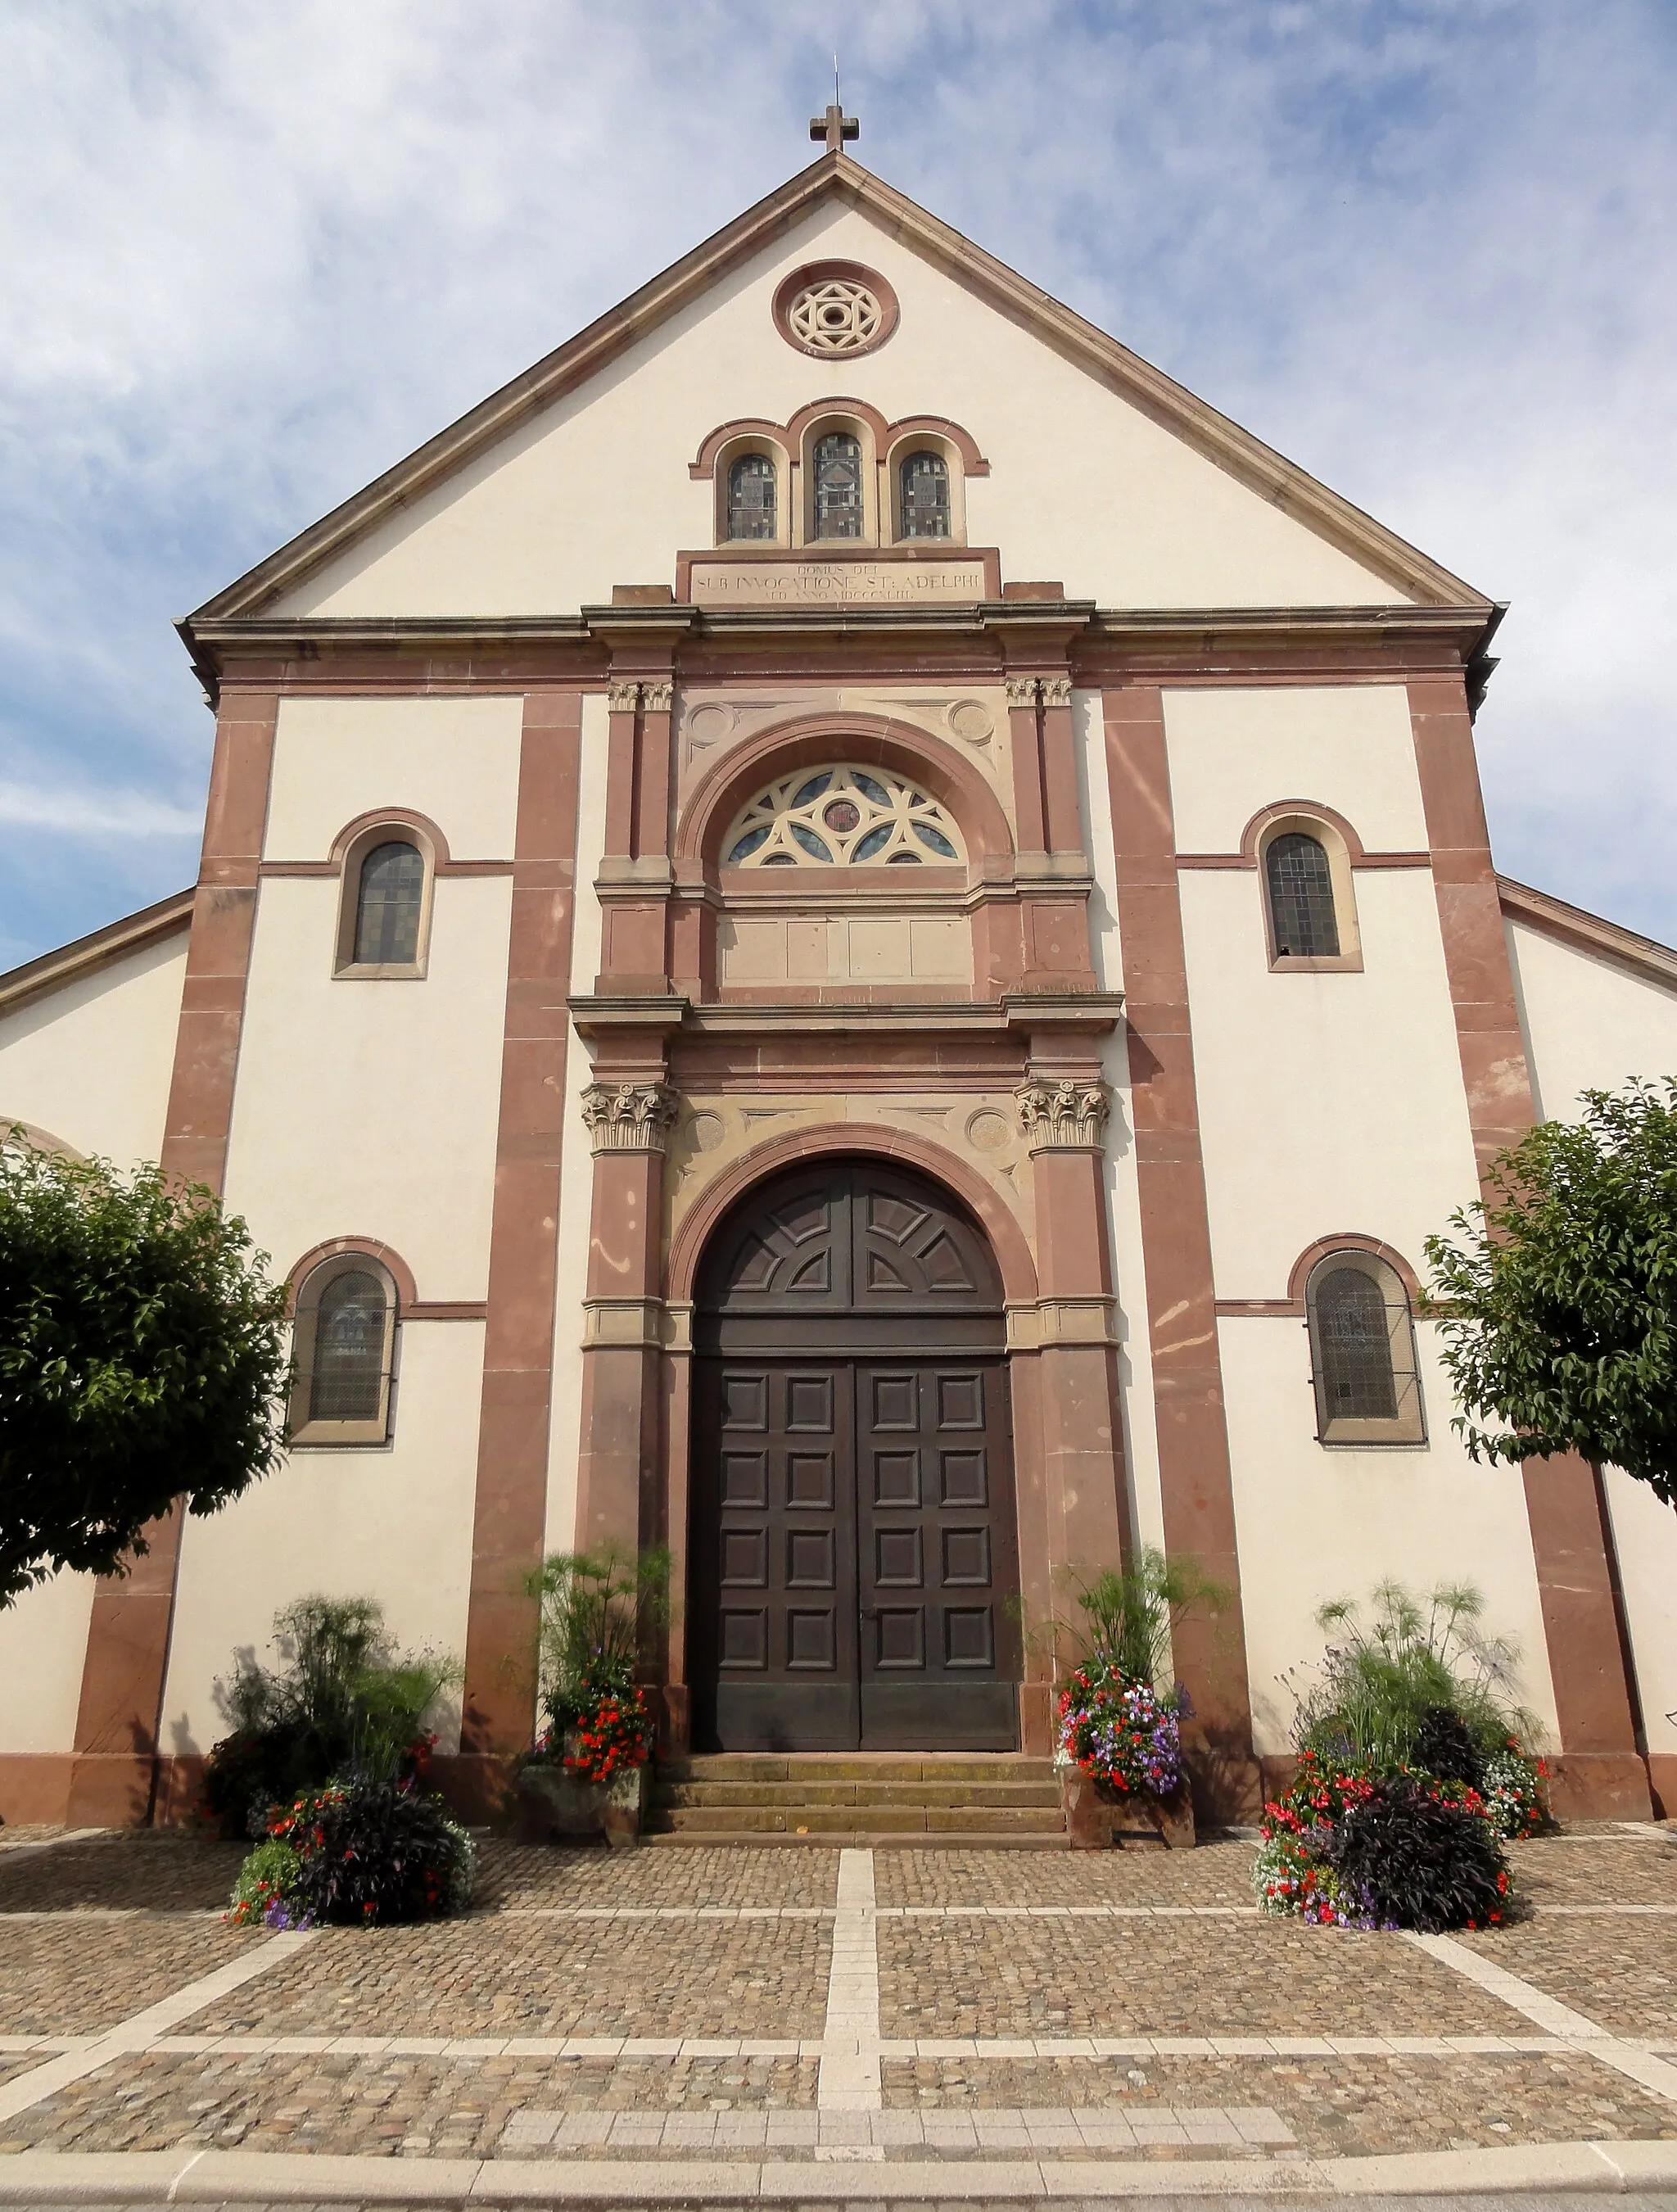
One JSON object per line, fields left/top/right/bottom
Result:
{"left": 290, "top": 1254, "right": 398, "bottom": 1445}
{"left": 725, "top": 452, "right": 777, "bottom": 541}
{"left": 1256, "top": 814, "right": 1361, "bottom": 970}
{"left": 1305, "top": 1252, "right": 1425, "bottom": 1445}
{"left": 811, "top": 430, "right": 864, "bottom": 540}
{"left": 334, "top": 824, "right": 436, "bottom": 979}
{"left": 898, "top": 450, "right": 950, "bottom": 539}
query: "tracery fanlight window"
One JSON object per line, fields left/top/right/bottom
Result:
{"left": 289, "top": 1255, "right": 398, "bottom": 1446}
{"left": 725, "top": 452, "right": 777, "bottom": 541}
{"left": 1265, "top": 830, "right": 1340, "bottom": 959}
{"left": 898, "top": 450, "right": 950, "bottom": 539}
{"left": 786, "top": 275, "right": 885, "bottom": 355}
{"left": 1305, "top": 1252, "right": 1425, "bottom": 1446}
{"left": 811, "top": 432, "right": 864, "bottom": 539}
{"left": 722, "top": 765, "right": 965, "bottom": 868}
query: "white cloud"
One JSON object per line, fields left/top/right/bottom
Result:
{"left": 1, "top": 0, "right": 1674, "bottom": 956}
{"left": 0, "top": 783, "right": 198, "bottom": 838}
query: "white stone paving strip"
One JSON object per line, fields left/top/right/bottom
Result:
{"left": 499, "top": 2103, "right": 1296, "bottom": 2153}
{"left": 816, "top": 1845, "right": 881, "bottom": 2114}
{"left": 1407, "top": 1928, "right": 1677, "bottom": 2107}
{"left": 0, "top": 1929, "right": 314, "bottom": 2126}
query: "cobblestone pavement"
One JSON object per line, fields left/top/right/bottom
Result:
{"left": 474, "top": 1843, "right": 839, "bottom": 1911}
{"left": 876, "top": 1916, "right": 1512, "bottom": 2037}
{"left": 879, "top": 2053, "right": 1677, "bottom": 2154}
{"left": 1506, "top": 1833, "right": 1677, "bottom": 1907}
{"left": 0, "top": 1916, "right": 259, "bottom": 2033}
{"left": 1459, "top": 1916, "right": 1677, "bottom": 2038}
{"left": 191, "top": 1916, "right": 834, "bottom": 2039}
{"left": 872, "top": 1843, "right": 1257, "bottom": 1909}
{"left": 2, "top": 1822, "right": 1677, "bottom": 2183}
{"left": 0, "top": 1832, "right": 246, "bottom": 1915}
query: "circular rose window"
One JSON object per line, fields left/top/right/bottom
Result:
{"left": 772, "top": 260, "right": 899, "bottom": 359}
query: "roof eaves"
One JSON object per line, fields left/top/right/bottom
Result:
{"left": 0, "top": 889, "right": 196, "bottom": 1020}
{"left": 1499, "top": 875, "right": 1677, "bottom": 993}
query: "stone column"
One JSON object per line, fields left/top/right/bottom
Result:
{"left": 1015, "top": 1067, "right": 1129, "bottom": 1622}
{"left": 573, "top": 1074, "right": 680, "bottom": 1558}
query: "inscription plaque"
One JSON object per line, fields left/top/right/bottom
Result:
{"left": 689, "top": 558, "right": 988, "bottom": 608}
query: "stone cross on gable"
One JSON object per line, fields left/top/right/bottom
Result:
{"left": 809, "top": 101, "right": 859, "bottom": 154}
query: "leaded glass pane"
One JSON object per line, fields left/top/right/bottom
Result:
{"left": 726, "top": 453, "right": 776, "bottom": 541}
{"left": 812, "top": 432, "right": 863, "bottom": 539}
{"left": 899, "top": 450, "right": 950, "bottom": 539}
{"left": 720, "top": 764, "right": 966, "bottom": 869}
{"left": 354, "top": 841, "right": 424, "bottom": 965}
{"left": 310, "top": 1269, "right": 386, "bottom": 1423}
{"left": 1266, "top": 832, "right": 1340, "bottom": 958}
{"left": 1317, "top": 1268, "right": 1398, "bottom": 1420}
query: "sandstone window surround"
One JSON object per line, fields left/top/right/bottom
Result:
{"left": 1253, "top": 807, "right": 1363, "bottom": 973}
{"left": 289, "top": 1251, "right": 399, "bottom": 1447}
{"left": 332, "top": 816, "right": 440, "bottom": 981}
{"left": 1304, "top": 1250, "right": 1426, "bottom": 1446}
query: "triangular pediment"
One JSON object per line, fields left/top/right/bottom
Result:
{"left": 188, "top": 155, "right": 1487, "bottom": 628}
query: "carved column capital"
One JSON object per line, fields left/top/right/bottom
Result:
{"left": 640, "top": 679, "right": 674, "bottom": 713}
{"left": 1038, "top": 676, "right": 1073, "bottom": 709}
{"left": 1015, "top": 1077, "right": 1111, "bottom": 1152}
{"left": 1004, "top": 676, "right": 1041, "bottom": 709}
{"left": 607, "top": 680, "right": 641, "bottom": 714}
{"left": 581, "top": 1079, "right": 681, "bottom": 1153}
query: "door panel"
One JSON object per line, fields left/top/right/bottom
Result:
{"left": 691, "top": 1159, "right": 1019, "bottom": 1753}
{"left": 857, "top": 1359, "right": 1020, "bottom": 1750}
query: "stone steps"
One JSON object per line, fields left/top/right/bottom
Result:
{"left": 642, "top": 1752, "right": 1066, "bottom": 1844}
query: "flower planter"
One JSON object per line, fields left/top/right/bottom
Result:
{"left": 1060, "top": 1766, "right": 1195, "bottom": 1850}
{"left": 517, "top": 1758, "right": 646, "bottom": 1849}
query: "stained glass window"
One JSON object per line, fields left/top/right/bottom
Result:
{"left": 354, "top": 842, "right": 424, "bottom": 966}
{"left": 726, "top": 452, "right": 776, "bottom": 541}
{"left": 310, "top": 1270, "right": 387, "bottom": 1423}
{"left": 721, "top": 764, "right": 965, "bottom": 868}
{"left": 1266, "top": 831, "right": 1340, "bottom": 958}
{"left": 1306, "top": 1255, "right": 1425, "bottom": 1443}
{"left": 811, "top": 432, "right": 863, "bottom": 539}
{"left": 899, "top": 450, "right": 950, "bottom": 539}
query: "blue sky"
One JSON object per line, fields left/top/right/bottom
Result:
{"left": 2, "top": 1, "right": 1675, "bottom": 966}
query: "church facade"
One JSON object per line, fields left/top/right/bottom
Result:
{"left": 4, "top": 139, "right": 1677, "bottom": 1828}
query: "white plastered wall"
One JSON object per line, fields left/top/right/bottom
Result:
{"left": 1164, "top": 685, "right": 1557, "bottom": 1746}
{"left": 0, "top": 928, "right": 189, "bottom": 1756}
{"left": 545, "top": 691, "right": 611, "bottom": 1558}
{"left": 160, "top": 693, "right": 522, "bottom": 1753}
{"left": 1076, "top": 692, "right": 1167, "bottom": 1568}
{"left": 1507, "top": 914, "right": 1677, "bottom": 1769}
{"left": 273, "top": 203, "right": 1408, "bottom": 622}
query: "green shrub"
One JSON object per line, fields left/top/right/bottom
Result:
{"left": 1323, "top": 1777, "right": 1511, "bottom": 1931}
{"left": 225, "top": 1780, "right": 475, "bottom": 1929}
{"left": 226, "top": 1836, "right": 305, "bottom": 1927}
{"left": 202, "top": 1596, "right": 458, "bottom": 1834}
{"left": 527, "top": 1545, "right": 669, "bottom": 1744}
{"left": 1286, "top": 1581, "right": 1534, "bottom": 1772}
{"left": 1062, "top": 1547, "right": 1227, "bottom": 1693}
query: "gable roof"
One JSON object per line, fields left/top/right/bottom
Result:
{"left": 188, "top": 152, "right": 1489, "bottom": 627}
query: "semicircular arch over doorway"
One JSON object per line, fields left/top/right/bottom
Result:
{"left": 689, "top": 1154, "right": 1023, "bottom": 1754}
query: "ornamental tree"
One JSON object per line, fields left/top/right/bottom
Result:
{"left": 1425, "top": 1079, "right": 1677, "bottom": 1506}
{"left": 0, "top": 1132, "right": 292, "bottom": 1604}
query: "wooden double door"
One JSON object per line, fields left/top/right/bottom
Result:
{"left": 689, "top": 1160, "right": 1021, "bottom": 1753}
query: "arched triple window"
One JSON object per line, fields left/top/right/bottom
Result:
{"left": 811, "top": 431, "right": 864, "bottom": 540}
{"left": 335, "top": 826, "right": 435, "bottom": 979}
{"left": 290, "top": 1255, "right": 399, "bottom": 1445}
{"left": 1305, "top": 1251, "right": 1425, "bottom": 1445}
{"left": 898, "top": 450, "right": 950, "bottom": 539}
{"left": 725, "top": 452, "right": 777, "bottom": 541}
